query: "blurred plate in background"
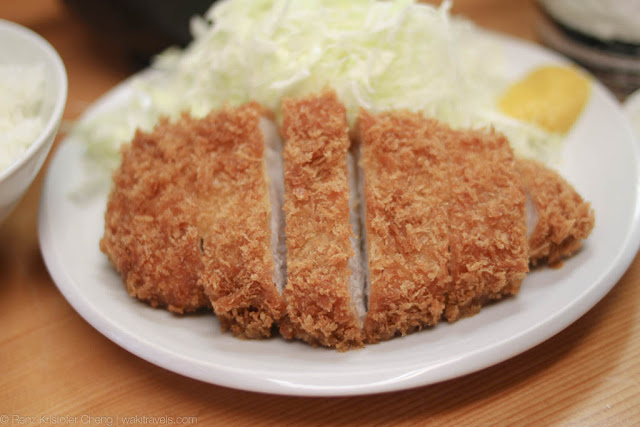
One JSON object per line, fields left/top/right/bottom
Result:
{"left": 537, "top": 0, "right": 640, "bottom": 99}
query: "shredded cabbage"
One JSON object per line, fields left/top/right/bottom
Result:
{"left": 73, "top": 0, "right": 560, "bottom": 180}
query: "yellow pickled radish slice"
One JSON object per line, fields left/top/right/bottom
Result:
{"left": 498, "top": 65, "right": 591, "bottom": 134}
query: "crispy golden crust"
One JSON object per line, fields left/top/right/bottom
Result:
{"left": 101, "top": 105, "right": 284, "bottom": 337}
{"left": 280, "top": 90, "right": 363, "bottom": 350}
{"left": 444, "top": 128, "right": 529, "bottom": 322}
{"left": 357, "top": 109, "right": 450, "bottom": 343}
{"left": 194, "top": 103, "right": 284, "bottom": 339}
{"left": 517, "top": 158, "right": 595, "bottom": 266}
{"left": 100, "top": 119, "right": 210, "bottom": 314}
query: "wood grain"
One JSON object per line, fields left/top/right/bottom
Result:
{"left": 2, "top": 0, "right": 639, "bottom": 425}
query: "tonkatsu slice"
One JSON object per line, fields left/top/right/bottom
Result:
{"left": 101, "top": 104, "right": 285, "bottom": 337}
{"left": 444, "top": 127, "right": 529, "bottom": 322}
{"left": 100, "top": 115, "right": 211, "bottom": 313}
{"left": 518, "top": 158, "right": 595, "bottom": 266}
{"left": 280, "top": 90, "right": 364, "bottom": 350}
{"left": 357, "top": 109, "right": 451, "bottom": 343}
{"left": 196, "top": 103, "right": 285, "bottom": 338}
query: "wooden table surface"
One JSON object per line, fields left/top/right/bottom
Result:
{"left": 2, "top": 1, "right": 639, "bottom": 425}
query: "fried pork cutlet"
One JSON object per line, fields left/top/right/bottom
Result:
{"left": 357, "top": 109, "right": 451, "bottom": 343}
{"left": 103, "top": 93, "right": 595, "bottom": 348}
{"left": 517, "top": 158, "right": 595, "bottom": 266}
{"left": 100, "top": 117, "right": 210, "bottom": 314}
{"left": 444, "top": 128, "right": 529, "bottom": 322}
{"left": 280, "top": 90, "right": 364, "bottom": 350}
{"left": 101, "top": 104, "right": 284, "bottom": 338}
{"left": 195, "top": 104, "right": 284, "bottom": 338}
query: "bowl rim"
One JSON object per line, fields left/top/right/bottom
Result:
{"left": 0, "top": 18, "right": 68, "bottom": 182}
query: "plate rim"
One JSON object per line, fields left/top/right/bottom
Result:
{"left": 38, "top": 33, "right": 640, "bottom": 397}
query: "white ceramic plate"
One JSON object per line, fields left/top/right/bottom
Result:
{"left": 39, "top": 35, "right": 640, "bottom": 396}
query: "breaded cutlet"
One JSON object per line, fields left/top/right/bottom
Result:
{"left": 195, "top": 103, "right": 284, "bottom": 339}
{"left": 517, "top": 158, "right": 595, "bottom": 266}
{"left": 100, "top": 117, "right": 210, "bottom": 314}
{"left": 444, "top": 127, "right": 529, "bottom": 322}
{"left": 357, "top": 109, "right": 451, "bottom": 343}
{"left": 101, "top": 104, "right": 284, "bottom": 337}
{"left": 280, "top": 90, "right": 364, "bottom": 350}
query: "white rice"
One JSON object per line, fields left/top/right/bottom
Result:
{"left": 0, "top": 64, "right": 46, "bottom": 172}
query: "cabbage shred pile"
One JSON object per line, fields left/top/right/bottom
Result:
{"left": 74, "top": 0, "right": 559, "bottom": 178}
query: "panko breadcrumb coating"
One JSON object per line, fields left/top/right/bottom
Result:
{"left": 444, "top": 128, "right": 529, "bottom": 322}
{"left": 517, "top": 158, "right": 595, "bottom": 266}
{"left": 357, "top": 109, "right": 451, "bottom": 343}
{"left": 100, "top": 117, "right": 211, "bottom": 313}
{"left": 102, "top": 94, "right": 595, "bottom": 349}
{"left": 280, "top": 90, "right": 363, "bottom": 350}
{"left": 195, "top": 103, "right": 284, "bottom": 339}
{"left": 101, "top": 104, "right": 284, "bottom": 338}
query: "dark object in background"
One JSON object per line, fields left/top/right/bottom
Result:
{"left": 63, "top": 0, "right": 215, "bottom": 68}
{"left": 536, "top": 2, "right": 640, "bottom": 100}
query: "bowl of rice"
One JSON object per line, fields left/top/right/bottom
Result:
{"left": 0, "top": 19, "right": 67, "bottom": 223}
